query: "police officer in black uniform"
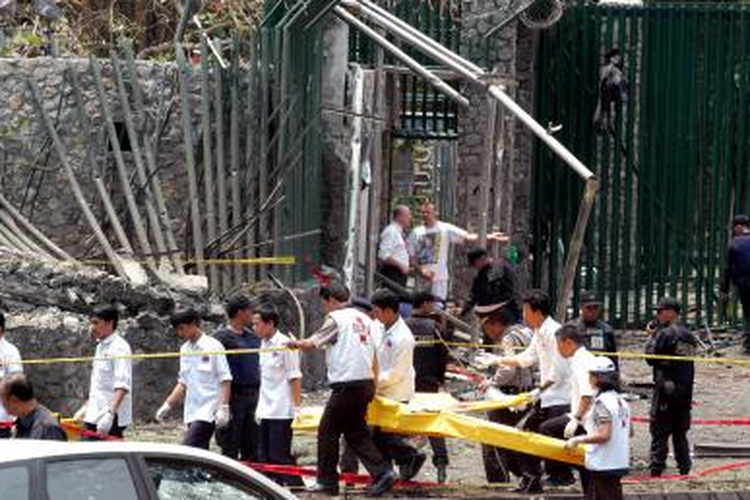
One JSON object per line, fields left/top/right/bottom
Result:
{"left": 572, "top": 291, "right": 619, "bottom": 369}
{"left": 645, "top": 297, "right": 697, "bottom": 477}
{"left": 406, "top": 291, "right": 450, "bottom": 483}
{"left": 720, "top": 215, "right": 750, "bottom": 352}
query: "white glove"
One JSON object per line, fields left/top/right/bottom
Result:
{"left": 73, "top": 406, "right": 87, "bottom": 423}
{"left": 155, "top": 402, "right": 171, "bottom": 423}
{"left": 563, "top": 415, "right": 580, "bottom": 439}
{"left": 215, "top": 404, "right": 231, "bottom": 429}
{"left": 474, "top": 353, "right": 500, "bottom": 369}
{"left": 528, "top": 388, "right": 542, "bottom": 402}
{"left": 564, "top": 436, "right": 584, "bottom": 450}
{"left": 96, "top": 410, "right": 115, "bottom": 435}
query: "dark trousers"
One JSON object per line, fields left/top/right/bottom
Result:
{"left": 317, "top": 380, "right": 389, "bottom": 485}
{"left": 83, "top": 413, "right": 126, "bottom": 440}
{"left": 483, "top": 408, "right": 524, "bottom": 482}
{"left": 586, "top": 471, "right": 623, "bottom": 500}
{"left": 519, "top": 403, "right": 571, "bottom": 480}
{"left": 737, "top": 281, "right": 750, "bottom": 350}
{"left": 216, "top": 385, "right": 259, "bottom": 461}
{"left": 650, "top": 400, "right": 691, "bottom": 475}
{"left": 540, "top": 413, "right": 588, "bottom": 488}
{"left": 379, "top": 264, "right": 408, "bottom": 289}
{"left": 373, "top": 428, "right": 421, "bottom": 467}
{"left": 183, "top": 420, "right": 216, "bottom": 450}
{"left": 415, "top": 379, "right": 449, "bottom": 467}
{"left": 259, "top": 419, "right": 304, "bottom": 487}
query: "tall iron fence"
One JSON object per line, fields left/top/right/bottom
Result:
{"left": 533, "top": 3, "right": 750, "bottom": 328}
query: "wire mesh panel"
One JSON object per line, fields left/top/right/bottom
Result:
{"left": 533, "top": 3, "right": 750, "bottom": 329}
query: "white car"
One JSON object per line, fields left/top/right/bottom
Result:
{"left": 0, "top": 441, "right": 298, "bottom": 500}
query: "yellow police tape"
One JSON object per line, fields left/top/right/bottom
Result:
{"left": 293, "top": 394, "right": 585, "bottom": 466}
{"left": 0, "top": 256, "right": 297, "bottom": 266}
{"left": 5, "top": 341, "right": 750, "bottom": 367}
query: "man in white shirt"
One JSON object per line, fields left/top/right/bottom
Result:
{"left": 409, "top": 201, "right": 507, "bottom": 302}
{"left": 370, "top": 289, "right": 426, "bottom": 481}
{"left": 539, "top": 323, "right": 598, "bottom": 489}
{"left": 155, "top": 308, "right": 233, "bottom": 450}
{"left": 252, "top": 305, "right": 304, "bottom": 487}
{"left": 290, "top": 282, "right": 394, "bottom": 497}
{"left": 0, "top": 311, "right": 22, "bottom": 439}
{"left": 73, "top": 305, "right": 132, "bottom": 439}
{"left": 378, "top": 205, "right": 412, "bottom": 289}
{"left": 495, "top": 289, "right": 571, "bottom": 493}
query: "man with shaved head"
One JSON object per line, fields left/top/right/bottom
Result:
{"left": 378, "top": 205, "right": 412, "bottom": 289}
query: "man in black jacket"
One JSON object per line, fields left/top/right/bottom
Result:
{"left": 406, "top": 291, "right": 450, "bottom": 483}
{"left": 1, "top": 374, "right": 67, "bottom": 441}
{"left": 646, "top": 297, "right": 696, "bottom": 477}
{"left": 463, "top": 248, "right": 519, "bottom": 323}
{"left": 720, "top": 215, "right": 750, "bottom": 352}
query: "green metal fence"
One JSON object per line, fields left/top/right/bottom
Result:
{"left": 350, "top": 0, "right": 462, "bottom": 138}
{"left": 533, "top": 3, "right": 750, "bottom": 328}
{"left": 258, "top": 0, "right": 328, "bottom": 282}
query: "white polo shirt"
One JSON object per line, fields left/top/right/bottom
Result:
{"left": 0, "top": 337, "right": 22, "bottom": 422}
{"left": 376, "top": 317, "right": 416, "bottom": 403}
{"left": 515, "top": 316, "right": 571, "bottom": 408}
{"left": 257, "top": 331, "right": 302, "bottom": 420}
{"left": 378, "top": 222, "right": 410, "bottom": 270}
{"left": 570, "top": 346, "right": 596, "bottom": 418}
{"left": 84, "top": 333, "right": 133, "bottom": 427}
{"left": 178, "top": 333, "right": 233, "bottom": 424}
{"left": 313, "top": 308, "right": 377, "bottom": 384}
{"left": 584, "top": 390, "right": 630, "bottom": 472}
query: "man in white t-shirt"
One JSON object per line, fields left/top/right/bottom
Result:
{"left": 370, "top": 289, "right": 425, "bottom": 481}
{"left": 252, "top": 305, "right": 304, "bottom": 487}
{"left": 155, "top": 308, "right": 233, "bottom": 450}
{"left": 538, "top": 323, "right": 598, "bottom": 489}
{"left": 494, "top": 289, "right": 571, "bottom": 493}
{"left": 0, "top": 311, "right": 22, "bottom": 439}
{"left": 290, "top": 282, "right": 394, "bottom": 497}
{"left": 378, "top": 205, "right": 412, "bottom": 289}
{"left": 73, "top": 305, "right": 132, "bottom": 439}
{"left": 409, "top": 201, "right": 507, "bottom": 302}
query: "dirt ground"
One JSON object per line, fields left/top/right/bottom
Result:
{"left": 130, "top": 333, "right": 750, "bottom": 497}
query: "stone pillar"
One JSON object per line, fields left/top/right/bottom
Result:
{"left": 453, "top": 0, "right": 534, "bottom": 299}
{"left": 320, "top": 17, "right": 352, "bottom": 271}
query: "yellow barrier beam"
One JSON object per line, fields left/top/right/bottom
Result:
{"left": 293, "top": 395, "right": 585, "bottom": 466}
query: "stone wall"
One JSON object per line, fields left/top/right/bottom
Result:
{"left": 0, "top": 57, "right": 192, "bottom": 257}
{"left": 0, "top": 246, "right": 329, "bottom": 421}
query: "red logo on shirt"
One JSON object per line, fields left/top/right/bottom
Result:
{"left": 353, "top": 317, "right": 370, "bottom": 344}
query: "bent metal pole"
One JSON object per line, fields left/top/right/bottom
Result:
{"left": 334, "top": 6, "right": 470, "bottom": 108}
{"left": 341, "top": 2, "right": 595, "bottom": 182}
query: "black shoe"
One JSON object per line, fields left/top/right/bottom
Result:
{"left": 436, "top": 465, "right": 447, "bottom": 484}
{"left": 306, "top": 482, "right": 340, "bottom": 496}
{"left": 514, "top": 476, "right": 530, "bottom": 493}
{"left": 515, "top": 476, "right": 543, "bottom": 494}
{"left": 399, "top": 453, "right": 426, "bottom": 481}
{"left": 545, "top": 475, "right": 576, "bottom": 487}
{"left": 366, "top": 470, "right": 394, "bottom": 497}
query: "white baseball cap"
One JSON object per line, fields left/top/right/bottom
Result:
{"left": 588, "top": 356, "right": 616, "bottom": 374}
